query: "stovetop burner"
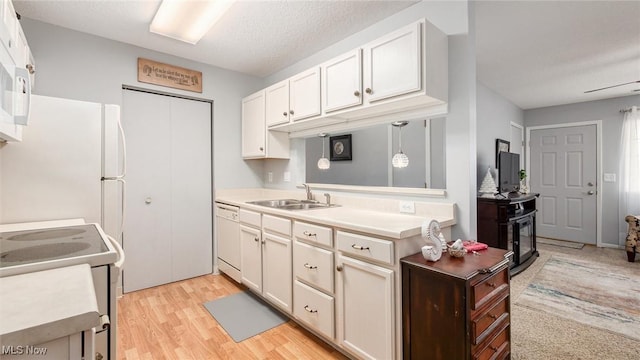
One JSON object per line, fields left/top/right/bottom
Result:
{"left": 0, "top": 224, "right": 109, "bottom": 268}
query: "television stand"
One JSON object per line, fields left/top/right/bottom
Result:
{"left": 477, "top": 193, "right": 540, "bottom": 276}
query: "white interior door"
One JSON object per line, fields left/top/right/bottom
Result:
{"left": 122, "top": 89, "right": 212, "bottom": 293}
{"left": 529, "top": 125, "right": 597, "bottom": 244}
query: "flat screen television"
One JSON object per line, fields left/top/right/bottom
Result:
{"left": 498, "top": 151, "right": 520, "bottom": 193}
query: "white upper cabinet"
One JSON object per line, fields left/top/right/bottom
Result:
{"left": 322, "top": 49, "right": 363, "bottom": 113}
{"left": 242, "top": 90, "right": 290, "bottom": 159}
{"left": 241, "top": 90, "right": 266, "bottom": 158}
{"left": 289, "top": 67, "right": 321, "bottom": 121}
{"left": 265, "top": 80, "right": 290, "bottom": 127}
{"left": 364, "top": 21, "right": 422, "bottom": 103}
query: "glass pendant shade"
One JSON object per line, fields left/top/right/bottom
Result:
{"left": 317, "top": 133, "right": 330, "bottom": 170}
{"left": 392, "top": 121, "right": 409, "bottom": 168}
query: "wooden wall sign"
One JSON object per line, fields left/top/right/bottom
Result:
{"left": 137, "top": 58, "right": 203, "bottom": 93}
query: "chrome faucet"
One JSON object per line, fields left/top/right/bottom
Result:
{"left": 324, "top": 193, "right": 331, "bottom": 206}
{"left": 303, "top": 183, "right": 313, "bottom": 201}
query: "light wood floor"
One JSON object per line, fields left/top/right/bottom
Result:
{"left": 117, "top": 274, "right": 348, "bottom": 359}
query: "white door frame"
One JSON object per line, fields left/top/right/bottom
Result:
{"left": 526, "top": 120, "right": 603, "bottom": 247}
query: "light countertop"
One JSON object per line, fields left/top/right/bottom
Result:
{"left": 215, "top": 189, "right": 455, "bottom": 240}
{"left": 0, "top": 263, "right": 101, "bottom": 347}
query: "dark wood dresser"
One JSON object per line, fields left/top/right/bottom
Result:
{"left": 401, "top": 248, "right": 513, "bottom": 360}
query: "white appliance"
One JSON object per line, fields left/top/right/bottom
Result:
{"left": 215, "top": 203, "right": 241, "bottom": 283}
{"left": 0, "top": 95, "right": 125, "bottom": 360}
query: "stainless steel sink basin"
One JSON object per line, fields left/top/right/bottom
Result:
{"left": 247, "top": 199, "right": 339, "bottom": 211}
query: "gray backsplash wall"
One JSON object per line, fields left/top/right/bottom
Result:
{"left": 19, "top": 18, "right": 265, "bottom": 190}
{"left": 524, "top": 94, "right": 640, "bottom": 246}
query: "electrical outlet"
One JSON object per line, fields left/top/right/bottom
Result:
{"left": 283, "top": 171, "right": 291, "bottom": 182}
{"left": 267, "top": 172, "right": 273, "bottom": 183}
{"left": 399, "top": 201, "right": 415, "bottom": 214}
{"left": 603, "top": 173, "right": 616, "bottom": 182}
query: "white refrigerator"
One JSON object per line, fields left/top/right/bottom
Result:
{"left": 0, "top": 94, "right": 125, "bottom": 360}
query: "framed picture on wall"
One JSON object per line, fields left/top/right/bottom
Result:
{"left": 330, "top": 134, "right": 352, "bottom": 161}
{"left": 496, "top": 138, "right": 510, "bottom": 167}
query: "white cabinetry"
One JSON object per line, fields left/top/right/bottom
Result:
{"left": 240, "top": 223, "right": 263, "bottom": 292}
{"left": 335, "top": 231, "right": 395, "bottom": 360}
{"left": 322, "top": 49, "right": 363, "bottom": 113}
{"left": 265, "top": 80, "right": 290, "bottom": 127}
{"left": 289, "top": 67, "right": 321, "bottom": 121}
{"left": 242, "top": 90, "right": 289, "bottom": 159}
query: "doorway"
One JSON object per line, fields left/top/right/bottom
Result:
{"left": 527, "top": 122, "right": 601, "bottom": 245}
{"left": 122, "top": 86, "right": 213, "bottom": 292}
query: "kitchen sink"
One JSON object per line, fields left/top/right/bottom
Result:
{"left": 247, "top": 199, "right": 339, "bottom": 211}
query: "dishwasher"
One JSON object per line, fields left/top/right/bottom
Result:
{"left": 215, "top": 203, "right": 241, "bottom": 283}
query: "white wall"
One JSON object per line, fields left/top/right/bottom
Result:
{"left": 19, "top": 18, "right": 265, "bottom": 190}
{"left": 476, "top": 82, "right": 524, "bottom": 186}
{"left": 524, "top": 94, "right": 640, "bottom": 247}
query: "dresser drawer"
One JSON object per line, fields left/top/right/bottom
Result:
{"left": 293, "top": 221, "right": 332, "bottom": 248}
{"left": 293, "top": 280, "right": 335, "bottom": 340}
{"left": 473, "top": 323, "right": 510, "bottom": 360}
{"left": 293, "top": 241, "right": 334, "bottom": 294}
{"left": 471, "top": 267, "right": 509, "bottom": 310}
{"left": 336, "top": 231, "right": 393, "bottom": 265}
{"left": 471, "top": 292, "right": 510, "bottom": 345}
{"left": 239, "top": 209, "right": 261, "bottom": 227}
{"left": 263, "top": 214, "right": 291, "bottom": 236}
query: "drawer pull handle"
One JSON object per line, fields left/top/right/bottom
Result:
{"left": 303, "top": 231, "right": 317, "bottom": 237}
{"left": 351, "top": 244, "right": 370, "bottom": 251}
{"left": 489, "top": 313, "right": 498, "bottom": 320}
{"left": 303, "top": 263, "right": 317, "bottom": 270}
{"left": 490, "top": 345, "right": 498, "bottom": 352}
{"left": 304, "top": 305, "right": 317, "bottom": 313}
{"left": 487, "top": 282, "right": 497, "bottom": 288}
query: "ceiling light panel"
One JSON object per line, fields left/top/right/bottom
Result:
{"left": 150, "top": 0, "right": 234, "bottom": 44}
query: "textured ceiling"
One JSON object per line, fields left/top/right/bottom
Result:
{"left": 13, "top": 0, "right": 418, "bottom": 77}
{"left": 12, "top": 1, "right": 640, "bottom": 110}
{"left": 476, "top": 0, "right": 640, "bottom": 109}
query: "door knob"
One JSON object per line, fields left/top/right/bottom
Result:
{"left": 587, "top": 190, "right": 595, "bottom": 195}
{"left": 145, "top": 197, "right": 152, "bottom": 204}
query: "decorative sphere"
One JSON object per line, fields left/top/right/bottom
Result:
{"left": 317, "top": 157, "right": 330, "bottom": 170}
{"left": 392, "top": 152, "right": 409, "bottom": 168}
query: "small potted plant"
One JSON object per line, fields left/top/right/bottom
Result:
{"left": 519, "top": 169, "right": 528, "bottom": 194}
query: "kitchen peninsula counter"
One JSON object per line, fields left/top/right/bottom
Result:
{"left": 215, "top": 188, "right": 456, "bottom": 239}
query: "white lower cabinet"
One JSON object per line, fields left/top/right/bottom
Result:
{"left": 336, "top": 253, "right": 395, "bottom": 360}
{"left": 293, "top": 280, "right": 335, "bottom": 339}
{"left": 240, "top": 224, "right": 263, "bottom": 293}
{"left": 262, "top": 231, "right": 292, "bottom": 313}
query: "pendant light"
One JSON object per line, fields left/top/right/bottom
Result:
{"left": 317, "top": 133, "right": 330, "bottom": 170}
{"left": 391, "top": 121, "right": 409, "bottom": 168}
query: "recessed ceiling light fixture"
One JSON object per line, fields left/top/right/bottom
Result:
{"left": 150, "top": 0, "right": 234, "bottom": 44}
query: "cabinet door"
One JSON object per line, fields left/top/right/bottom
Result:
{"left": 241, "top": 90, "right": 266, "bottom": 158}
{"left": 363, "top": 21, "right": 422, "bottom": 103}
{"left": 263, "top": 232, "right": 292, "bottom": 313}
{"left": 336, "top": 254, "right": 394, "bottom": 360}
{"left": 322, "top": 49, "right": 362, "bottom": 113}
{"left": 240, "top": 225, "right": 262, "bottom": 293}
{"left": 289, "top": 67, "right": 321, "bottom": 121}
{"left": 265, "top": 80, "right": 290, "bottom": 127}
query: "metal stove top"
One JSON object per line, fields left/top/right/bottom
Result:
{"left": 0, "top": 221, "right": 117, "bottom": 277}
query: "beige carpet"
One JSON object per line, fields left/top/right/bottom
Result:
{"left": 511, "top": 244, "right": 640, "bottom": 360}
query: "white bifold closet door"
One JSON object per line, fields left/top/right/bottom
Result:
{"left": 122, "top": 89, "right": 212, "bottom": 293}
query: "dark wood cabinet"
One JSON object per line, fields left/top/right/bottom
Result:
{"left": 401, "top": 248, "right": 513, "bottom": 360}
{"left": 477, "top": 193, "right": 539, "bottom": 275}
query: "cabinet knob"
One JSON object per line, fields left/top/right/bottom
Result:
{"left": 259, "top": 147, "right": 264, "bottom": 151}
{"left": 365, "top": 88, "right": 372, "bottom": 94}
{"left": 283, "top": 111, "right": 288, "bottom": 116}
{"left": 489, "top": 313, "right": 498, "bottom": 319}
{"left": 26, "top": 64, "right": 35, "bottom": 74}
{"left": 354, "top": 90, "right": 360, "bottom": 97}
{"left": 96, "top": 353, "right": 104, "bottom": 360}
{"left": 145, "top": 197, "right": 152, "bottom": 204}
{"left": 289, "top": 110, "right": 294, "bottom": 115}
{"left": 489, "top": 346, "right": 498, "bottom": 352}
{"left": 254, "top": 237, "right": 259, "bottom": 242}
{"left": 587, "top": 182, "right": 594, "bottom": 187}
{"left": 336, "top": 265, "right": 343, "bottom": 272}
{"left": 487, "top": 282, "right": 496, "bottom": 288}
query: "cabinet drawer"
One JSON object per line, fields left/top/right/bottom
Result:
{"left": 293, "top": 241, "right": 334, "bottom": 294}
{"left": 471, "top": 292, "right": 510, "bottom": 345}
{"left": 263, "top": 214, "right": 291, "bottom": 236}
{"left": 471, "top": 267, "right": 509, "bottom": 310}
{"left": 239, "top": 209, "right": 261, "bottom": 227}
{"left": 293, "top": 280, "right": 334, "bottom": 340}
{"left": 336, "top": 231, "right": 393, "bottom": 265}
{"left": 293, "top": 221, "right": 332, "bottom": 248}
{"left": 473, "top": 323, "right": 510, "bottom": 360}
